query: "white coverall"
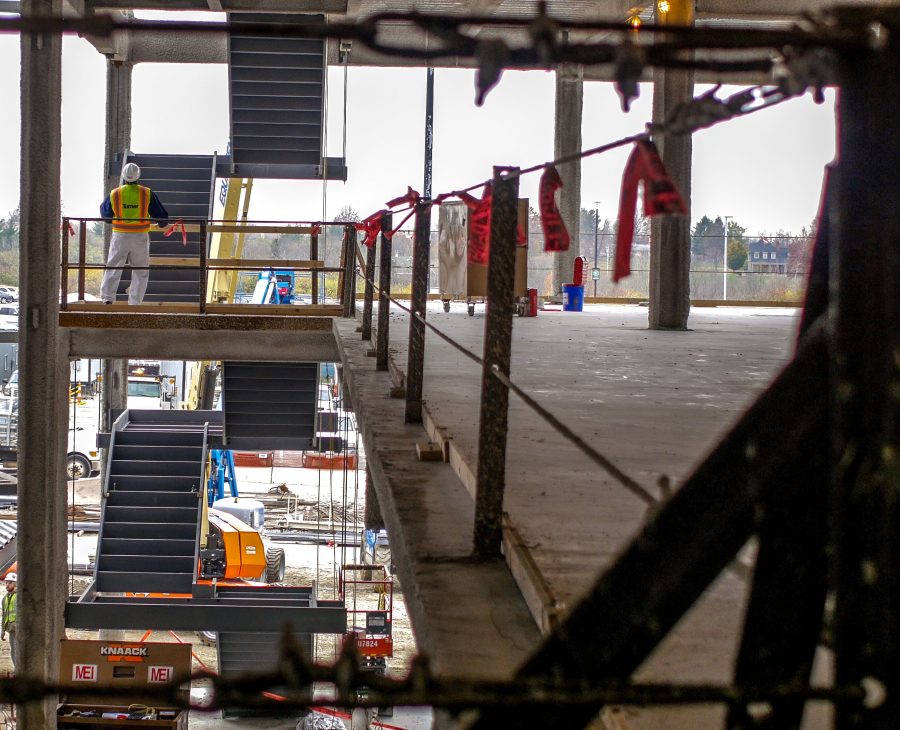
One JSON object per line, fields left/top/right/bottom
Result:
{"left": 100, "top": 230, "right": 151, "bottom": 305}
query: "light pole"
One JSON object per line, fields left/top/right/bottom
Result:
{"left": 593, "top": 203, "right": 600, "bottom": 297}
{"left": 723, "top": 215, "right": 732, "bottom": 301}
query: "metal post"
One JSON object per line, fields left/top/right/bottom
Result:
{"left": 424, "top": 67, "right": 434, "bottom": 200}
{"left": 342, "top": 224, "right": 356, "bottom": 318}
{"left": 375, "top": 213, "right": 393, "bottom": 372}
{"left": 310, "top": 230, "right": 319, "bottom": 305}
{"left": 61, "top": 218, "right": 69, "bottom": 310}
{"left": 473, "top": 167, "right": 519, "bottom": 560}
{"left": 831, "top": 20, "right": 900, "bottom": 728}
{"left": 198, "top": 219, "right": 207, "bottom": 314}
{"left": 78, "top": 220, "right": 86, "bottom": 301}
{"left": 405, "top": 200, "right": 432, "bottom": 423}
{"left": 361, "top": 235, "right": 377, "bottom": 341}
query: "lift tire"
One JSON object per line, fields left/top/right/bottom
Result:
{"left": 442, "top": 300, "right": 450, "bottom": 313}
{"left": 67, "top": 454, "right": 92, "bottom": 481}
{"left": 467, "top": 303, "right": 475, "bottom": 317}
{"left": 266, "top": 547, "right": 286, "bottom": 583}
{"left": 196, "top": 631, "right": 217, "bottom": 647}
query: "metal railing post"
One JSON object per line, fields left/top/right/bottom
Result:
{"left": 60, "top": 218, "right": 70, "bottom": 309}
{"left": 405, "top": 199, "right": 432, "bottom": 423}
{"left": 77, "top": 219, "right": 87, "bottom": 301}
{"left": 473, "top": 167, "right": 519, "bottom": 560}
{"left": 310, "top": 230, "right": 319, "bottom": 305}
{"left": 343, "top": 224, "right": 357, "bottom": 318}
{"left": 199, "top": 219, "right": 208, "bottom": 315}
{"left": 375, "top": 213, "right": 393, "bottom": 372}
{"left": 361, "top": 233, "right": 377, "bottom": 341}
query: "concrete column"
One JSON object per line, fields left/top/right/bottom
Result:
{"left": 364, "top": 466, "right": 385, "bottom": 532}
{"left": 18, "top": 0, "right": 67, "bottom": 725}
{"left": 648, "top": 0, "right": 694, "bottom": 330}
{"left": 100, "top": 60, "right": 132, "bottom": 443}
{"left": 551, "top": 64, "right": 583, "bottom": 296}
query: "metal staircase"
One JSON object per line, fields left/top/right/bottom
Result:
{"left": 94, "top": 410, "right": 222, "bottom": 594}
{"left": 214, "top": 586, "right": 316, "bottom": 716}
{"left": 222, "top": 362, "right": 319, "bottom": 450}
{"left": 115, "top": 153, "right": 215, "bottom": 304}
{"left": 228, "top": 13, "right": 326, "bottom": 178}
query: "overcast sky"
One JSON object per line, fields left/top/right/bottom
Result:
{"left": 0, "top": 17, "right": 837, "bottom": 235}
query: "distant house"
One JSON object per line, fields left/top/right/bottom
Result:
{"left": 748, "top": 238, "right": 788, "bottom": 273}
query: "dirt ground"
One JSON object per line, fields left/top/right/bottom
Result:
{"left": 0, "top": 459, "right": 417, "bottom": 685}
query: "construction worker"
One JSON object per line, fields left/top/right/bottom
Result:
{"left": 1, "top": 572, "right": 16, "bottom": 669}
{"left": 99, "top": 162, "right": 169, "bottom": 305}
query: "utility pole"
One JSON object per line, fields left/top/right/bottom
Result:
{"left": 593, "top": 203, "right": 600, "bottom": 297}
{"left": 723, "top": 215, "right": 732, "bottom": 300}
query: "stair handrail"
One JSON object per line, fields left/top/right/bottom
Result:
{"left": 91, "top": 408, "right": 130, "bottom": 594}
{"left": 192, "top": 420, "right": 211, "bottom": 596}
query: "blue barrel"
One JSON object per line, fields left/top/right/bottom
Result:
{"left": 562, "top": 284, "right": 584, "bottom": 312}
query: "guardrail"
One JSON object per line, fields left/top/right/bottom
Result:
{"left": 59, "top": 217, "right": 359, "bottom": 317}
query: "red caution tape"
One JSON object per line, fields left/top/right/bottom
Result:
{"left": 614, "top": 139, "right": 687, "bottom": 282}
{"left": 355, "top": 210, "right": 387, "bottom": 248}
{"left": 62, "top": 221, "right": 76, "bottom": 236}
{"left": 310, "top": 224, "right": 321, "bottom": 236}
{"left": 459, "top": 184, "right": 493, "bottom": 264}
{"left": 539, "top": 165, "right": 570, "bottom": 252}
{"left": 386, "top": 186, "right": 420, "bottom": 209}
{"left": 163, "top": 219, "right": 188, "bottom": 246}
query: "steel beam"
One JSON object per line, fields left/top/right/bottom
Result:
{"left": 470, "top": 328, "right": 828, "bottom": 727}
{"left": 66, "top": 597, "right": 347, "bottom": 633}
{"left": 375, "top": 213, "right": 392, "bottom": 372}
{"left": 726, "top": 181, "right": 833, "bottom": 728}
{"left": 473, "top": 167, "right": 519, "bottom": 560}
{"left": 831, "top": 15, "right": 900, "bottom": 728}
{"left": 405, "top": 200, "right": 431, "bottom": 423}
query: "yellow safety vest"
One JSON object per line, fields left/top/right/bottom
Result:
{"left": 110, "top": 184, "right": 151, "bottom": 233}
{"left": 2, "top": 590, "right": 15, "bottom": 630}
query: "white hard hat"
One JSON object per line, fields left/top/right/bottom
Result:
{"left": 5, "top": 572, "right": 15, "bottom": 583}
{"left": 122, "top": 162, "right": 141, "bottom": 183}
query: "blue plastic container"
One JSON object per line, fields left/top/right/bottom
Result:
{"left": 562, "top": 284, "right": 584, "bottom": 312}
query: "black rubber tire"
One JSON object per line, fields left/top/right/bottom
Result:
{"left": 442, "top": 300, "right": 450, "bottom": 312}
{"left": 265, "top": 547, "right": 286, "bottom": 583}
{"left": 67, "top": 454, "right": 92, "bottom": 480}
{"left": 196, "top": 631, "right": 217, "bottom": 647}
{"left": 467, "top": 303, "right": 475, "bottom": 317}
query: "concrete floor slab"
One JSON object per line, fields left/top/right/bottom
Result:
{"left": 336, "top": 303, "right": 802, "bottom": 727}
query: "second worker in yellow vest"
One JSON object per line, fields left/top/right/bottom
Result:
{"left": 99, "top": 162, "right": 169, "bottom": 305}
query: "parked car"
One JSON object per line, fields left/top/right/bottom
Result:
{"left": 0, "top": 287, "right": 17, "bottom": 304}
{"left": 0, "top": 305, "right": 18, "bottom": 331}
{"left": 1, "top": 369, "right": 16, "bottom": 397}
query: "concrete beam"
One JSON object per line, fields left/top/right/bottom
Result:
{"left": 64, "top": 326, "right": 340, "bottom": 361}
{"left": 648, "top": 0, "right": 694, "bottom": 330}
{"left": 551, "top": 63, "right": 582, "bottom": 296}
{"left": 18, "top": 0, "right": 67, "bottom": 725}
{"left": 334, "top": 318, "right": 539, "bottom": 680}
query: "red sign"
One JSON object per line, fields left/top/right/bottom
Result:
{"left": 72, "top": 664, "right": 98, "bottom": 682}
{"left": 149, "top": 665, "right": 174, "bottom": 684}
{"left": 353, "top": 636, "right": 393, "bottom": 657}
